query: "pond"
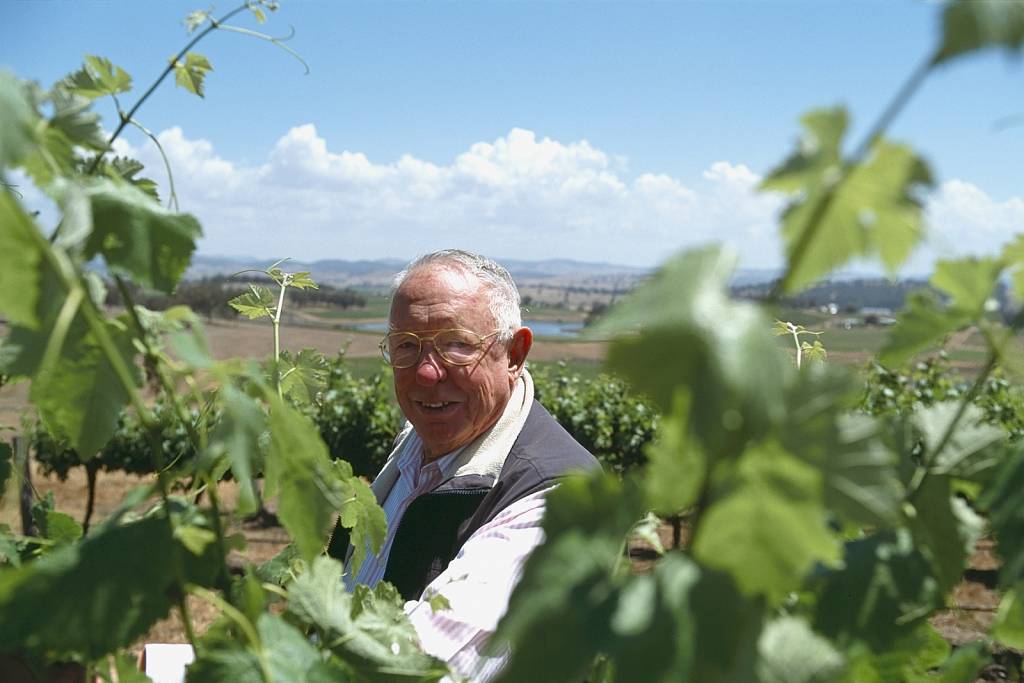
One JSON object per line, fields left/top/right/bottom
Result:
{"left": 347, "top": 319, "right": 585, "bottom": 338}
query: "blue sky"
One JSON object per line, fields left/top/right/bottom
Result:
{"left": 3, "top": 1, "right": 1022, "bottom": 272}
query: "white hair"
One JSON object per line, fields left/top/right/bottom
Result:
{"left": 392, "top": 249, "right": 522, "bottom": 342}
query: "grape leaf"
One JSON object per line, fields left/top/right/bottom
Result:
{"left": 908, "top": 474, "right": 980, "bottom": 594}
{"left": 334, "top": 458, "right": 386, "bottom": 576}
{"left": 763, "top": 107, "right": 932, "bottom": 293}
{"left": 0, "top": 515, "right": 220, "bottom": 659}
{"left": 642, "top": 390, "right": 706, "bottom": 515}
{"left": 206, "top": 386, "right": 266, "bottom": 517}
{"left": 977, "top": 443, "right": 1024, "bottom": 586}
{"left": 287, "top": 271, "right": 318, "bottom": 290}
{"left": 265, "top": 400, "right": 384, "bottom": 566}
{"left": 813, "top": 530, "right": 942, "bottom": 650}
{"left": 82, "top": 178, "right": 201, "bottom": 294}
{"left": 934, "top": 0, "right": 1024, "bottom": 66}
{"left": 756, "top": 616, "right": 844, "bottom": 683}
{"left": 60, "top": 55, "right": 132, "bottom": 100}
{"left": 49, "top": 87, "right": 106, "bottom": 151}
{"left": 692, "top": 440, "right": 840, "bottom": 602}
{"left": 173, "top": 52, "right": 213, "bottom": 98}
{"left": 0, "top": 70, "right": 36, "bottom": 168}
{"left": 494, "top": 473, "right": 649, "bottom": 682}
{"left": 993, "top": 583, "right": 1024, "bottom": 649}
{"left": 881, "top": 257, "right": 1002, "bottom": 367}
{"left": 0, "top": 191, "right": 43, "bottom": 328}
{"left": 278, "top": 348, "right": 327, "bottom": 406}
{"left": 229, "top": 285, "right": 276, "bottom": 319}
{"left": 31, "top": 318, "right": 138, "bottom": 457}
{"left": 594, "top": 245, "right": 788, "bottom": 459}
{"left": 286, "top": 556, "right": 447, "bottom": 679}
{"left": 186, "top": 647, "right": 263, "bottom": 683}
{"left": 879, "top": 291, "right": 970, "bottom": 368}
{"left": 913, "top": 401, "right": 1005, "bottom": 475}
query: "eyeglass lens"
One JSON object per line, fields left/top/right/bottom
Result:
{"left": 385, "top": 330, "right": 484, "bottom": 367}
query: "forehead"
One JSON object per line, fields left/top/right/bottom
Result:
{"left": 390, "top": 266, "right": 495, "bottom": 330}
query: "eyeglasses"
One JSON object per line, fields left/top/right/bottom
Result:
{"left": 379, "top": 328, "right": 502, "bottom": 369}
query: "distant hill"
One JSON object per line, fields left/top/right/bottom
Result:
{"left": 186, "top": 255, "right": 652, "bottom": 290}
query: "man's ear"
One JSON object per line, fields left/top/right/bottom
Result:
{"left": 507, "top": 327, "right": 533, "bottom": 376}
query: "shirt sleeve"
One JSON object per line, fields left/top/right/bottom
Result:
{"left": 403, "top": 486, "right": 553, "bottom": 682}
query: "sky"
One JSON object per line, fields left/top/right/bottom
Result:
{"left": 2, "top": 0, "right": 1023, "bottom": 274}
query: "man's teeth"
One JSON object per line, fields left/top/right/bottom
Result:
{"left": 422, "top": 402, "right": 451, "bottom": 408}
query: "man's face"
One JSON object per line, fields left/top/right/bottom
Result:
{"left": 389, "top": 267, "right": 530, "bottom": 461}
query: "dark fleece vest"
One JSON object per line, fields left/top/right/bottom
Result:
{"left": 327, "top": 400, "right": 600, "bottom": 600}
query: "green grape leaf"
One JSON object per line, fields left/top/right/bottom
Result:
{"left": 265, "top": 400, "right": 383, "bottom": 564}
{"left": 879, "top": 291, "right": 971, "bottom": 368}
{"left": 99, "top": 651, "right": 153, "bottom": 683}
{"left": 19, "top": 125, "right": 76, "bottom": 191}
{"left": 784, "top": 361, "right": 904, "bottom": 527}
{"left": 826, "top": 415, "right": 904, "bottom": 528}
{"left": 761, "top": 108, "right": 846, "bottom": 195}
{"left": 0, "top": 191, "right": 43, "bottom": 328}
{"left": 813, "top": 530, "right": 942, "bottom": 649}
{"left": 688, "top": 566, "right": 764, "bottom": 682}
{"left": 31, "top": 318, "right": 138, "bottom": 457}
{"left": 82, "top": 178, "right": 201, "bottom": 294}
{"left": 255, "top": 542, "right": 301, "bottom": 586}
{"left": 494, "top": 473, "right": 650, "bottom": 682}
{"left": 287, "top": 271, "right": 318, "bottom": 290}
{"left": 1002, "top": 234, "right": 1024, "bottom": 302}
{"left": 60, "top": 55, "right": 132, "bottom": 100}
{"left": 643, "top": 390, "right": 706, "bottom": 515}
{"left": 278, "top": 348, "right": 327, "bottom": 406}
{"left": 105, "top": 156, "right": 160, "bottom": 202}
{"left": 993, "top": 583, "right": 1024, "bottom": 649}
{"left": 768, "top": 126, "right": 932, "bottom": 292}
{"left": 36, "top": 508, "right": 84, "bottom": 546}
{"left": 934, "top": 0, "right": 1024, "bottom": 66}
{"left": 756, "top": 616, "right": 844, "bottom": 683}
{"left": 286, "top": 556, "right": 446, "bottom": 679}
{"left": 692, "top": 441, "right": 840, "bottom": 602}
{"left": 173, "top": 52, "right": 213, "bottom": 98}
{"left": 913, "top": 401, "right": 1005, "bottom": 475}
{"left": 977, "top": 444, "right": 1024, "bottom": 586}
{"left": 0, "top": 525, "right": 21, "bottom": 567}
{"left": 184, "top": 10, "right": 211, "bottom": 33}
{"left": 229, "top": 285, "right": 276, "bottom": 319}
{"left": 908, "top": 475, "right": 979, "bottom": 594}
{"left": 257, "top": 613, "right": 325, "bottom": 682}
{"left": 930, "top": 643, "right": 987, "bottom": 683}
{"left": 0, "top": 515, "right": 220, "bottom": 659}
{"left": 334, "top": 459, "right": 386, "bottom": 577}
{"left": 594, "top": 245, "right": 788, "bottom": 459}
{"left": 206, "top": 386, "right": 266, "bottom": 517}
{"left": 931, "top": 256, "right": 1003, "bottom": 313}
{"left": 250, "top": 5, "right": 267, "bottom": 23}
{"left": 186, "top": 646, "right": 263, "bottom": 683}
{"left": 0, "top": 70, "right": 37, "bottom": 168}
{"left": 48, "top": 88, "right": 106, "bottom": 151}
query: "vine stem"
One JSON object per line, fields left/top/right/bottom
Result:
{"left": 772, "top": 54, "right": 935, "bottom": 299}
{"left": 273, "top": 276, "right": 288, "bottom": 399}
{"left": 84, "top": 3, "right": 252, "bottom": 177}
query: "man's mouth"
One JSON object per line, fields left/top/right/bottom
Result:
{"left": 416, "top": 400, "right": 459, "bottom": 412}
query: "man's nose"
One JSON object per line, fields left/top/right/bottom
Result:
{"left": 414, "top": 345, "right": 447, "bottom": 385}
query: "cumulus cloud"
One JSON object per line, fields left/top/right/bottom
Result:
{"left": 72, "top": 126, "right": 1024, "bottom": 272}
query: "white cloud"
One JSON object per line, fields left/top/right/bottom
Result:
{"left": 46, "top": 126, "right": 1024, "bottom": 272}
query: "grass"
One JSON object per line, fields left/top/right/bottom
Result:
{"left": 309, "top": 294, "right": 391, "bottom": 319}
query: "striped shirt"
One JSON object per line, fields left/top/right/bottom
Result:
{"left": 344, "top": 429, "right": 551, "bottom": 682}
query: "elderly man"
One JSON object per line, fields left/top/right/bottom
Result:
{"left": 328, "top": 249, "right": 599, "bottom": 681}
